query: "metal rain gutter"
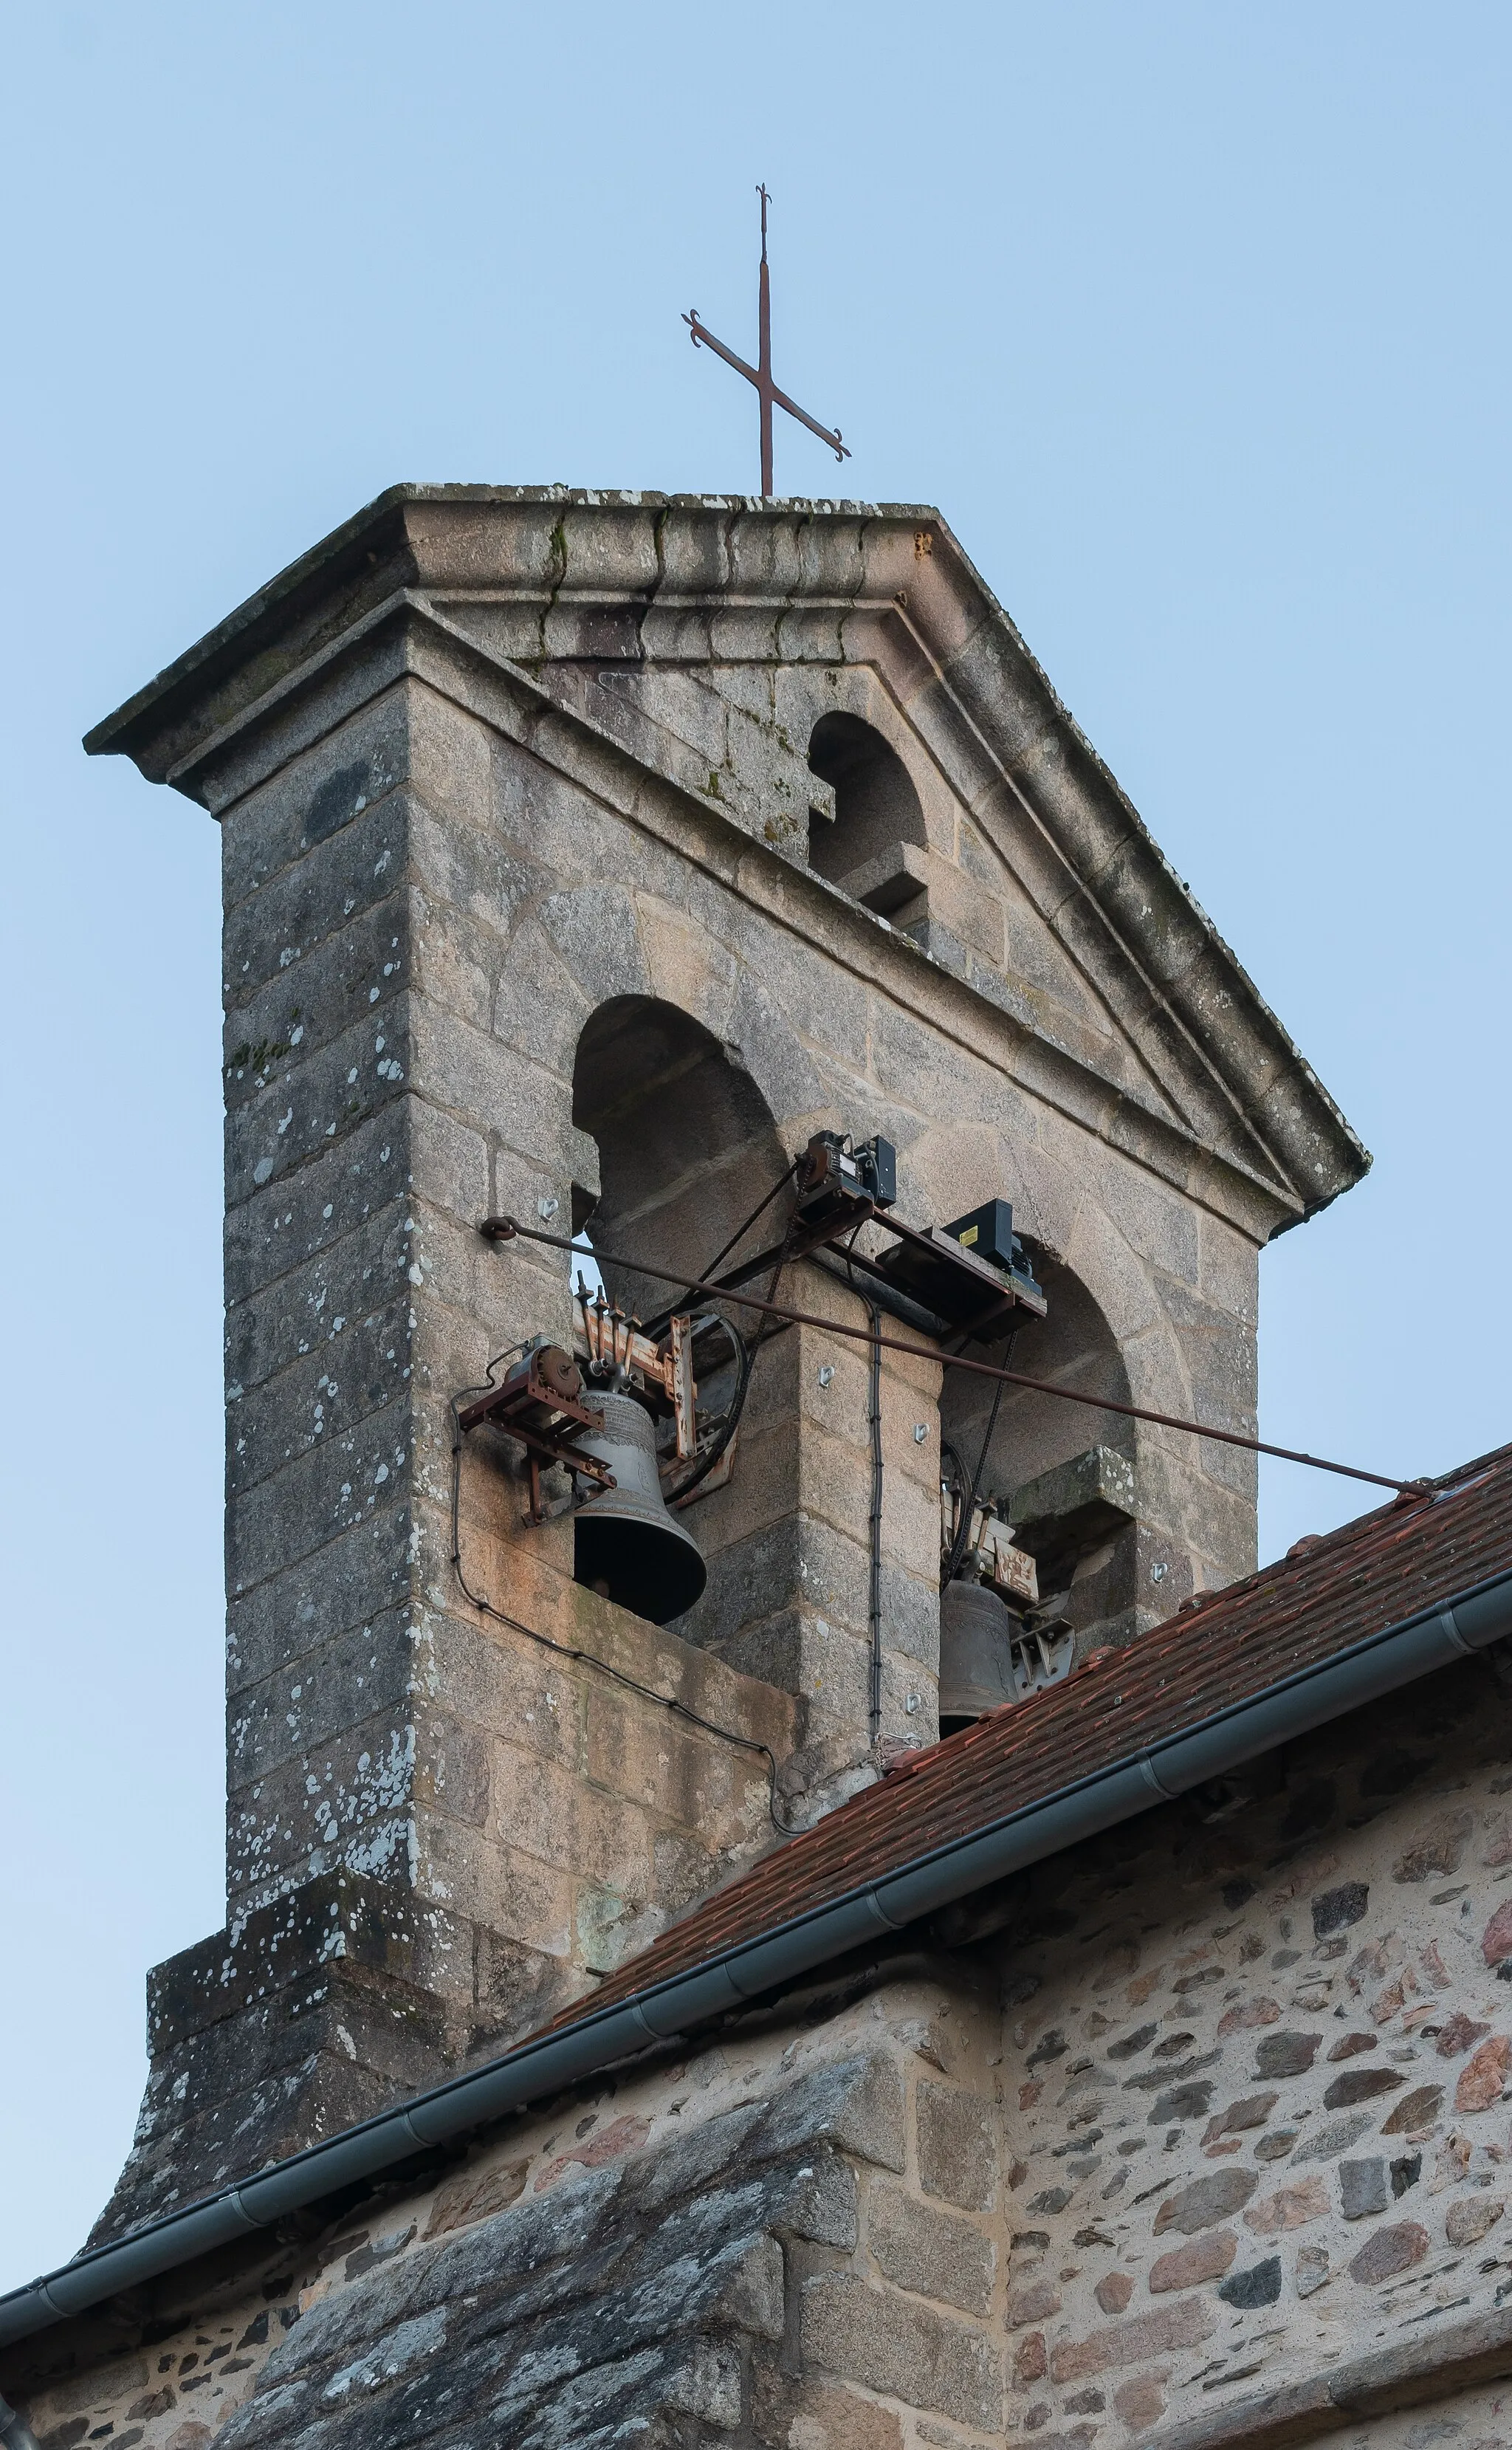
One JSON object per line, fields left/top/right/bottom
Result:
{"left": 3, "top": 1565, "right": 1510, "bottom": 2355}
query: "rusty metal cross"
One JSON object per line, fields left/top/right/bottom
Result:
{"left": 684, "top": 186, "right": 850, "bottom": 498}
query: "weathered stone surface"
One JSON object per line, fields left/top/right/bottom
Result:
{"left": 1006, "top": 2276, "right": 1063, "bottom": 2327}
{"left": 1480, "top": 1895, "right": 1512, "bottom": 1966}
{"left": 1292, "top": 2111, "right": 1373, "bottom": 2164}
{"left": 1153, "top": 2169, "right": 1257, "bottom": 2234}
{"left": 870, "top": 2186, "right": 994, "bottom": 2316}
{"left": 1244, "top": 2176, "right": 1331, "bottom": 2234}
{"left": 1048, "top": 2297, "right": 1213, "bottom": 2383}
{"left": 915, "top": 2083, "right": 997, "bottom": 2210}
{"left": 802, "top": 2274, "right": 1002, "bottom": 2430}
{"left": 1313, "top": 1883, "right": 1370, "bottom": 1936}
{"left": 1149, "top": 2229, "right": 1237, "bottom": 2292}
{"left": 1348, "top": 2219, "right": 1429, "bottom": 2283}
{"left": 1200, "top": 2090, "right": 1276, "bottom": 2144}
{"left": 781, "top": 2057, "right": 904, "bottom": 2186}
{"left": 1149, "top": 2078, "right": 1217, "bottom": 2124}
{"left": 1217, "top": 2254, "right": 1281, "bottom": 2309}
{"left": 1255, "top": 2031, "right": 1321, "bottom": 2078}
{"left": 1113, "top": 2373, "right": 1167, "bottom": 2432}
{"left": 1389, "top": 2151, "right": 1422, "bottom": 2198}
{"left": 97, "top": 2056, "right": 862, "bottom": 2448}
{"left": 752, "top": 2373, "right": 904, "bottom": 2450}
{"left": 1339, "top": 2158, "right": 1390, "bottom": 2219}
{"left": 1327, "top": 2028, "right": 1378, "bottom": 2060}
{"left": 1392, "top": 1809, "right": 1473, "bottom": 1883}
{"left": 425, "top": 2153, "right": 529, "bottom": 2237}
{"left": 1436, "top": 2010, "right": 1491, "bottom": 2057}
{"left": 1324, "top": 2066, "right": 1405, "bottom": 2108}
{"left": 1014, "top": 2330, "right": 1048, "bottom": 2387}
{"left": 1381, "top": 2082, "right": 1444, "bottom": 2132}
{"left": 1217, "top": 1996, "right": 1279, "bottom": 2037}
{"left": 1446, "top": 2194, "right": 1505, "bottom": 2245}
{"left": 1454, "top": 2033, "right": 1511, "bottom": 2111}
{"left": 1027, "top": 2183, "right": 1074, "bottom": 2216}
{"left": 1107, "top": 2021, "right": 1159, "bottom": 2058}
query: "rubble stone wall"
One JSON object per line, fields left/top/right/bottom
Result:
{"left": 7, "top": 1984, "right": 1013, "bottom": 2450}
{"left": 988, "top": 1650, "right": 1512, "bottom": 2448}
{"left": 21, "top": 1658, "right": 1512, "bottom": 2449}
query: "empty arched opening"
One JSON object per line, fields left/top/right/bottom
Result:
{"left": 571, "top": 998, "right": 797, "bottom": 1637}
{"left": 941, "top": 1261, "right": 1138, "bottom": 1655}
{"left": 807, "top": 713, "right": 929, "bottom": 913}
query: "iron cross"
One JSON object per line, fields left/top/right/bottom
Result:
{"left": 684, "top": 187, "right": 850, "bottom": 498}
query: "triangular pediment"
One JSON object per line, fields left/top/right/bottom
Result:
{"left": 86, "top": 484, "right": 1367, "bottom": 1229}
{"left": 512, "top": 644, "right": 1247, "bottom": 1178}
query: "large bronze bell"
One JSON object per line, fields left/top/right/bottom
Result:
{"left": 574, "top": 1387, "right": 708, "bottom": 1625}
{"left": 938, "top": 1576, "right": 1019, "bottom": 1726}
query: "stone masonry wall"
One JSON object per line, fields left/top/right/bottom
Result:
{"left": 985, "top": 1648, "right": 1512, "bottom": 2448}
{"left": 6, "top": 1977, "right": 1017, "bottom": 2450}
{"left": 23, "top": 1661, "right": 1512, "bottom": 2447}
{"left": 95, "top": 1553, "right": 794, "bottom": 2244}
{"left": 94, "top": 673, "right": 807, "bottom": 2233}
{"left": 213, "top": 645, "right": 1268, "bottom": 1972}
{"left": 103, "top": 501, "right": 1288, "bottom": 2230}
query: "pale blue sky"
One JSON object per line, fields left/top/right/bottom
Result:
{"left": 2, "top": 0, "right": 1508, "bottom": 2287}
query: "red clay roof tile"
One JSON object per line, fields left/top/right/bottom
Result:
{"left": 543, "top": 1441, "right": 1512, "bottom": 2032}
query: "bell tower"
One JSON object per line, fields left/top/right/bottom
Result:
{"left": 83, "top": 485, "right": 1366, "bottom": 2243}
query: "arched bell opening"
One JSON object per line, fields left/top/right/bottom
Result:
{"left": 938, "top": 1261, "right": 1138, "bottom": 1716}
{"left": 806, "top": 713, "right": 930, "bottom": 923}
{"left": 569, "top": 998, "right": 796, "bottom": 1634}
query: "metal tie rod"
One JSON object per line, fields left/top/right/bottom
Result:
{"left": 478, "top": 1217, "right": 1428, "bottom": 1498}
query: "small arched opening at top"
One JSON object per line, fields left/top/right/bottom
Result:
{"left": 806, "top": 713, "right": 929, "bottom": 917}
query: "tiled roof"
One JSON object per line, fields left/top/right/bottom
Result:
{"left": 550, "top": 1441, "right": 1512, "bottom": 2028}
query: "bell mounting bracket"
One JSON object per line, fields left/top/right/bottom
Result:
{"left": 457, "top": 1345, "right": 612, "bottom": 1526}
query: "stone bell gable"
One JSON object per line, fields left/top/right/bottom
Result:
{"left": 78, "top": 487, "right": 1365, "bottom": 2239}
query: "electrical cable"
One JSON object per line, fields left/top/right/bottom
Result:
{"left": 660, "top": 1195, "right": 801, "bottom": 1505}
{"left": 479, "top": 1213, "right": 1429, "bottom": 1498}
{"left": 456, "top": 1203, "right": 1422, "bottom": 1822}
{"left": 644, "top": 1159, "right": 800, "bottom": 1335}
{"left": 940, "top": 1439, "right": 968, "bottom": 1516}
{"left": 836, "top": 1226, "right": 887, "bottom": 1745}
{"left": 449, "top": 1393, "right": 797, "bottom": 1833}
{"left": 658, "top": 1314, "right": 752, "bottom": 1507}
{"left": 866, "top": 1297, "right": 884, "bottom": 1741}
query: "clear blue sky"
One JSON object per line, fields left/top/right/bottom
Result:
{"left": 2, "top": 0, "right": 1508, "bottom": 2288}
